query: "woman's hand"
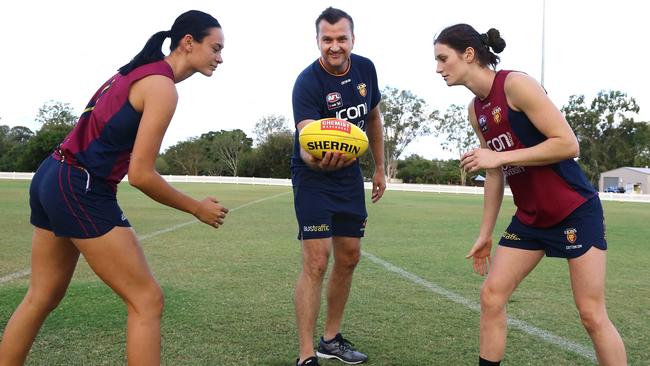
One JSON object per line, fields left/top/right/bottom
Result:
{"left": 460, "top": 148, "right": 503, "bottom": 172}
{"left": 466, "top": 237, "right": 493, "bottom": 276}
{"left": 194, "top": 197, "right": 229, "bottom": 229}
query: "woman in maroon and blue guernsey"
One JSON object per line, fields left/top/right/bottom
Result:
{"left": 434, "top": 24, "right": 626, "bottom": 366}
{"left": 0, "top": 10, "right": 229, "bottom": 365}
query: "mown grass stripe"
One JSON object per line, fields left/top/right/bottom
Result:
{"left": 362, "top": 250, "right": 598, "bottom": 363}
{"left": 0, "top": 191, "right": 291, "bottom": 285}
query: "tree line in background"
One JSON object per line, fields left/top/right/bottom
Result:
{"left": 1, "top": 89, "right": 649, "bottom": 189}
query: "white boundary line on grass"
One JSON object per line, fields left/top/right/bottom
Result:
{"left": 0, "top": 190, "right": 597, "bottom": 362}
{"left": 0, "top": 191, "right": 291, "bottom": 285}
{"left": 362, "top": 251, "right": 598, "bottom": 363}
{"left": 0, "top": 269, "right": 31, "bottom": 285}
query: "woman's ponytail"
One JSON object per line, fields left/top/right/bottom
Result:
{"left": 117, "top": 10, "right": 220, "bottom": 75}
{"left": 118, "top": 30, "right": 170, "bottom": 75}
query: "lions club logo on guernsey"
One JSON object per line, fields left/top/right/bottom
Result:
{"left": 491, "top": 106, "right": 502, "bottom": 124}
{"left": 356, "top": 83, "right": 367, "bottom": 97}
{"left": 564, "top": 228, "right": 578, "bottom": 244}
{"left": 479, "top": 115, "right": 488, "bottom": 132}
{"left": 326, "top": 92, "right": 342, "bottom": 110}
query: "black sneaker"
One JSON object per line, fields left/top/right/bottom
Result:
{"left": 316, "top": 333, "right": 368, "bottom": 364}
{"left": 296, "top": 356, "right": 320, "bottom": 366}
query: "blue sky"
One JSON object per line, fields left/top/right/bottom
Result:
{"left": 1, "top": 0, "right": 647, "bottom": 159}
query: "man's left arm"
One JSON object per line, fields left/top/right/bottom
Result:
{"left": 366, "top": 105, "right": 386, "bottom": 203}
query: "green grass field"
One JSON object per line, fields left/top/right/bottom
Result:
{"left": 0, "top": 180, "right": 648, "bottom": 365}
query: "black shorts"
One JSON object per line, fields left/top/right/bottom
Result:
{"left": 499, "top": 197, "right": 607, "bottom": 258}
{"left": 292, "top": 184, "right": 367, "bottom": 240}
{"left": 29, "top": 156, "right": 131, "bottom": 238}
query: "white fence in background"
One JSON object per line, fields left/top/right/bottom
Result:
{"left": 2, "top": 172, "right": 649, "bottom": 203}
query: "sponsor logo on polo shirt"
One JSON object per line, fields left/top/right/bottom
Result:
{"left": 326, "top": 92, "right": 342, "bottom": 110}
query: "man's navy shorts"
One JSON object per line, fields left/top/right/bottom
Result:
{"left": 293, "top": 183, "right": 367, "bottom": 240}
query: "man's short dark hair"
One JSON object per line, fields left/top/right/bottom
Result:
{"left": 315, "top": 7, "right": 354, "bottom": 35}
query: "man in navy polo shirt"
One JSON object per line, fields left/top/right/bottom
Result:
{"left": 291, "top": 7, "right": 386, "bottom": 366}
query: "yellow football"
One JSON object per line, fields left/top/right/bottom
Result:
{"left": 299, "top": 118, "right": 369, "bottom": 159}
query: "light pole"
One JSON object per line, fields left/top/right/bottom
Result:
{"left": 541, "top": 0, "right": 546, "bottom": 87}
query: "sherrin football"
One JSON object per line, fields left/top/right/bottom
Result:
{"left": 299, "top": 118, "right": 369, "bottom": 159}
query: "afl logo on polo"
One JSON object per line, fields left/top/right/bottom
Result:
{"left": 356, "top": 83, "right": 367, "bottom": 97}
{"left": 564, "top": 228, "right": 577, "bottom": 244}
{"left": 326, "top": 92, "right": 342, "bottom": 110}
{"left": 492, "top": 106, "right": 502, "bottom": 124}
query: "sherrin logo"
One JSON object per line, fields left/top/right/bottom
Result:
{"left": 305, "top": 140, "right": 361, "bottom": 156}
{"left": 564, "top": 228, "right": 578, "bottom": 244}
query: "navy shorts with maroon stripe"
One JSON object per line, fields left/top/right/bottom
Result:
{"left": 29, "top": 155, "right": 130, "bottom": 238}
{"left": 499, "top": 196, "right": 607, "bottom": 258}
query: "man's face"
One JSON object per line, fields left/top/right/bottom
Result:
{"left": 317, "top": 18, "right": 354, "bottom": 74}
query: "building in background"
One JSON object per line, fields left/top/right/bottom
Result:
{"left": 599, "top": 167, "right": 650, "bottom": 194}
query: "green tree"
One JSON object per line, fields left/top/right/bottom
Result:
{"left": 434, "top": 104, "right": 479, "bottom": 185}
{"left": 431, "top": 159, "right": 464, "bottom": 185}
{"left": 396, "top": 154, "right": 436, "bottom": 183}
{"left": 18, "top": 125, "right": 74, "bottom": 171}
{"left": 16, "top": 102, "right": 77, "bottom": 171}
{"left": 0, "top": 124, "right": 35, "bottom": 171}
{"left": 253, "top": 115, "right": 291, "bottom": 145}
{"left": 0, "top": 124, "right": 8, "bottom": 158}
{"left": 6, "top": 126, "right": 34, "bottom": 144}
{"left": 632, "top": 121, "right": 650, "bottom": 167}
{"left": 562, "top": 90, "right": 641, "bottom": 186}
{"left": 396, "top": 155, "right": 465, "bottom": 185}
{"left": 1, "top": 123, "right": 36, "bottom": 171}
{"left": 202, "top": 129, "right": 253, "bottom": 176}
{"left": 247, "top": 131, "right": 293, "bottom": 178}
{"left": 380, "top": 86, "right": 438, "bottom": 180}
{"left": 36, "top": 101, "right": 77, "bottom": 128}
{"left": 162, "top": 138, "right": 207, "bottom": 175}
